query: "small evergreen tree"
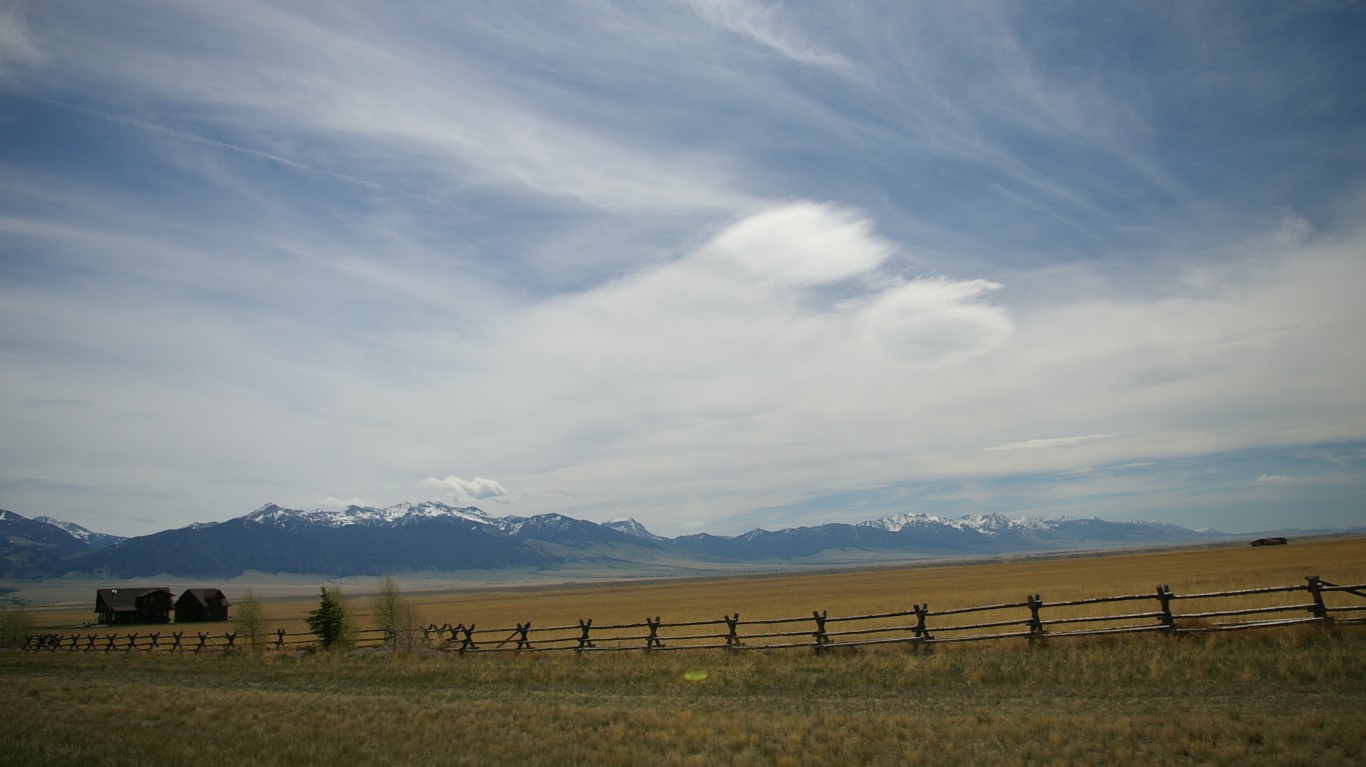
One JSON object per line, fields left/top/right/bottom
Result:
{"left": 233, "top": 590, "right": 267, "bottom": 650}
{"left": 305, "top": 584, "right": 353, "bottom": 650}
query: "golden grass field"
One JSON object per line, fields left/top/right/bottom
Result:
{"left": 3, "top": 537, "right": 1364, "bottom": 766}
{"left": 215, "top": 535, "right": 1366, "bottom": 637}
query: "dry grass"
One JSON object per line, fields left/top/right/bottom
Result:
{"left": 16, "top": 537, "right": 1366, "bottom": 647}
{"left": 3, "top": 627, "right": 1364, "bottom": 766}
{"left": 205, "top": 536, "right": 1348, "bottom": 634}
{"left": 411, "top": 536, "right": 1366, "bottom": 628}
{"left": 3, "top": 537, "right": 1365, "bottom": 765}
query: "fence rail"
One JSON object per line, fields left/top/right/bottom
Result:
{"left": 21, "top": 575, "right": 1365, "bottom": 655}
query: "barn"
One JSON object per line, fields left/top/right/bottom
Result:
{"left": 174, "top": 588, "right": 232, "bottom": 622}
{"left": 95, "top": 587, "right": 174, "bottom": 625}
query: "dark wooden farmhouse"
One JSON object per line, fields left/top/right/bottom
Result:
{"left": 174, "top": 588, "right": 231, "bottom": 623}
{"left": 94, "top": 587, "right": 174, "bottom": 625}
{"left": 1250, "top": 537, "right": 1289, "bottom": 547}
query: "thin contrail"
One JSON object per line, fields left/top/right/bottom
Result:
{"left": 37, "top": 96, "right": 387, "bottom": 191}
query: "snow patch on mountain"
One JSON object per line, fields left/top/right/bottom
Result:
{"left": 604, "top": 517, "right": 664, "bottom": 540}
{"left": 32, "top": 515, "right": 127, "bottom": 549}
{"left": 243, "top": 502, "right": 493, "bottom": 528}
{"left": 862, "top": 512, "right": 1054, "bottom": 535}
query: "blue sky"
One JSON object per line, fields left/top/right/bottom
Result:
{"left": 1, "top": 1, "right": 1364, "bottom": 537}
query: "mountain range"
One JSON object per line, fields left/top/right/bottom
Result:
{"left": 0, "top": 502, "right": 1250, "bottom": 580}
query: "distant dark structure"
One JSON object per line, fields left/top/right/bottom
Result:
{"left": 1250, "top": 537, "right": 1289, "bottom": 547}
{"left": 174, "top": 588, "right": 232, "bottom": 623}
{"left": 94, "top": 587, "right": 174, "bottom": 625}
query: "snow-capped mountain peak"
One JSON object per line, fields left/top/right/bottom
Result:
{"left": 861, "top": 512, "right": 1052, "bottom": 536}
{"left": 604, "top": 517, "right": 664, "bottom": 540}
{"left": 32, "top": 515, "right": 127, "bottom": 549}
{"left": 860, "top": 512, "right": 949, "bottom": 533}
{"left": 243, "top": 502, "right": 493, "bottom": 529}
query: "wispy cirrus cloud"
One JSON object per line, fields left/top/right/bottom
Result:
{"left": 1, "top": 1, "right": 1363, "bottom": 538}
{"left": 0, "top": 3, "right": 42, "bottom": 80}
{"left": 988, "top": 434, "right": 1120, "bottom": 452}
{"left": 15, "top": 1, "right": 754, "bottom": 216}
{"left": 686, "top": 0, "right": 851, "bottom": 70}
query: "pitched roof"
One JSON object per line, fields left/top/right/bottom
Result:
{"left": 176, "top": 588, "right": 231, "bottom": 607}
{"left": 96, "top": 587, "right": 173, "bottom": 612}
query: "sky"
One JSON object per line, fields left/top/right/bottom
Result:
{"left": 2, "top": 1, "right": 1364, "bottom": 538}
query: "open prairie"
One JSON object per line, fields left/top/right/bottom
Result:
{"left": 10, "top": 535, "right": 1366, "bottom": 637}
{"left": 389, "top": 535, "right": 1366, "bottom": 633}
{"left": 3, "top": 537, "right": 1364, "bottom": 765}
{"left": 24, "top": 535, "right": 1360, "bottom": 635}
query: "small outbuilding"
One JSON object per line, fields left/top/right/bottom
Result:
{"left": 174, "top": 588, "right": 232, "bottom": 623}
{"left": 95, "top": 587, "right": 174, "bottom": 625}
{"left": 1250, "top": 537, "right": 1289, "bottom": 547}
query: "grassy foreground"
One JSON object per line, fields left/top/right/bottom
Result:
{"left": 5, "top": 538, "right": 1365, "bottom": 765}
{"left": 3, "top": 626, "right": 1364, "bottom": 766}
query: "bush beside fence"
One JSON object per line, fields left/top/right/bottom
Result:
{"left": 21, "top": 574, "right": 1365, "bottom": 655}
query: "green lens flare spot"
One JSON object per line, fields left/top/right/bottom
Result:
{"left": 683, "top": 670, "right": 708, "bottom": 682}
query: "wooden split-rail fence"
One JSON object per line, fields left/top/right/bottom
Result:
{"left": 21, "top": 574, "right": 1365, "bottom": 655}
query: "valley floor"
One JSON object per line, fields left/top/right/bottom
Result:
{"left": 3, "top": 628, "right": 1364, "bottom": 766}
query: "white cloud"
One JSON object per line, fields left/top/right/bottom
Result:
{"left": 988, "top": 434, "right": 1120, "bottom": 452}
{"left": 686, "top": 0, "right": 850, "bottom": 70}
{"left": 420, "top": 476, "right": 511, "bottom": 505}
{"left": 388, "top": 202, "right": 1016, "bottom": 518}
{"left": 854, "top": 278, "right": 1013, "bottom": 367}
{"left": 701, "top": 202, "right": 891, "bottom": 287}
{"left": 0, "top": 3, "right": 43, "bottom": 80}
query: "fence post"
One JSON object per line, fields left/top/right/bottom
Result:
{"left": 724, "top": 614, "right": 743, "bottom": 651}
{"left": 85, "top": 634, "right": 97, "bottom": 651}
{"left": 1027, "top": 594, "right": 1046, "bottom": 645}
{"left": 195, "top": 632, "right": 209, "bottom": 653}
{"left": 104, "top": 635, "right": 116, "bottom": 652}
{"left": 1305, "top": 575, "right": 1331, "bottom": 622}
{"left": 223, "top": 632, "right": 237, "bottom": 651}
{"left": 496, "top": 622, "right": 531, "bottom": 652}
{"left": 576, "top": 619, "right": 595, "bottom": 653}
{"left": 912, "top": 603, "right": 932, "bottom": 647}
{"left": 1155, "top": 585, "right": 1175, "bottom": 632}
{"left": 148, "top": 632, "right": 160, "bottom": 651}
{"left": 812, "top": 610, "right": 830, "bottom": 654}
{"left": 645, "top": 617, "right": 663, "bottom": 651}
{"left": 274, "top": 628, "right": 286, "bottom": 650}
{"left": 458, "top": 624, "right": 477, "bottom": 653}
{"left": 125, "top": 633, "right": 138, "bottom": 652}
